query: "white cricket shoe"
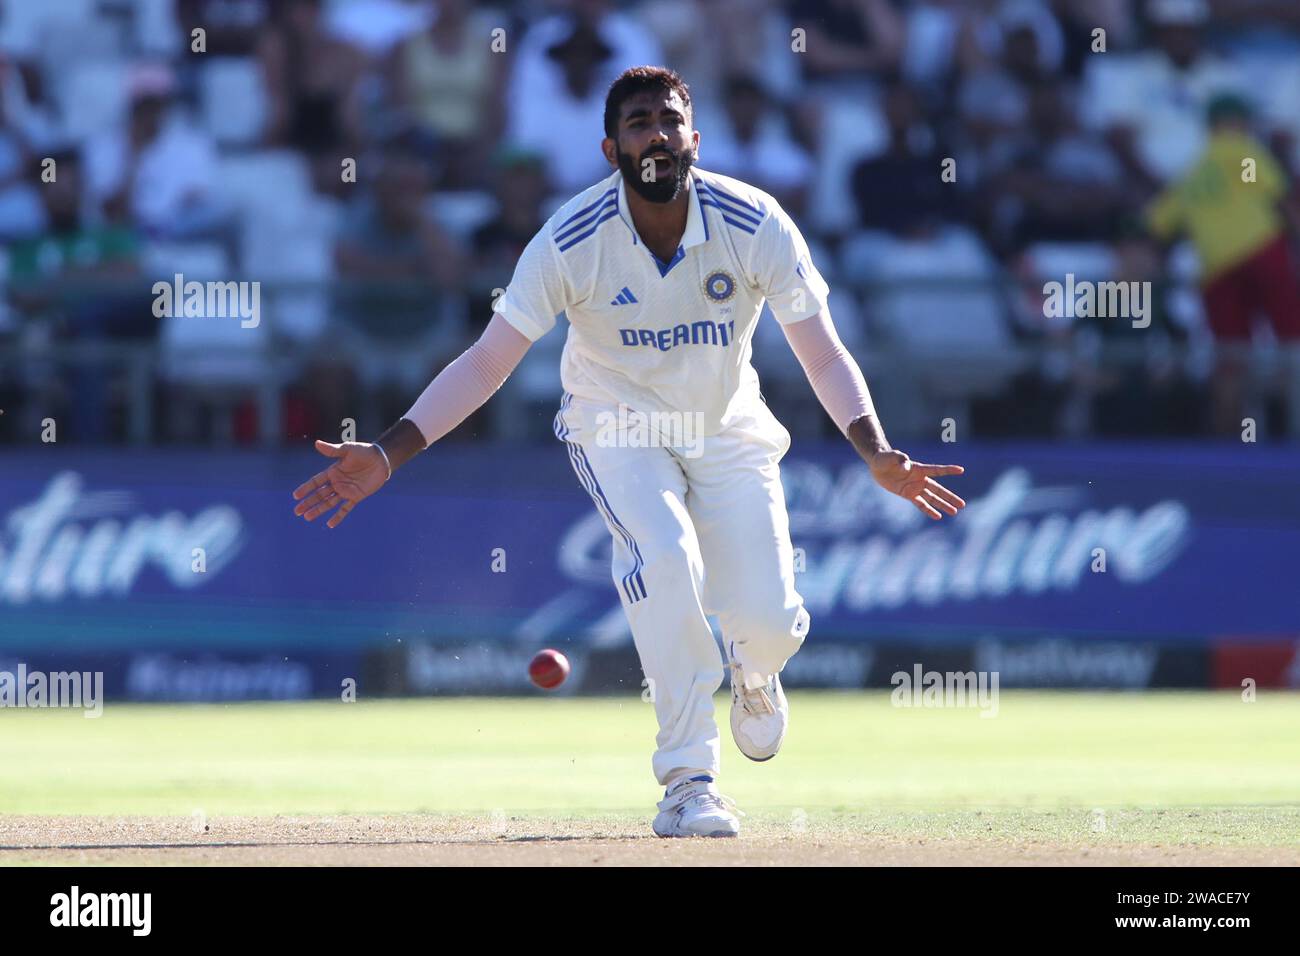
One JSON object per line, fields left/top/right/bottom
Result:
{"left": 728, "top": 642, "right": 788, "bottom": 761}
{"left": 652, "top": 775, "right": 741, "bottom": 838}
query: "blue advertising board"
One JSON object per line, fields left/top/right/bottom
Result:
{"left": 1, "top": 442, "right": 1297, "bottom": 694}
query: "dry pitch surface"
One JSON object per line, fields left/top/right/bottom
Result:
{"left": 2, "top": 693, "right": 1298, "bottom": 866}
{"left": 4, "top": 813, "right": 1299, "bottom": 866}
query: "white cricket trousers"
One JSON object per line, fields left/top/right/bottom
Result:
{"left": 553, "top": 391, "right": 810, "bottom": 785}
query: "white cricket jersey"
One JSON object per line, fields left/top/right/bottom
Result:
{"left": 493, "top": 166, "right": 830, "bottom": 436}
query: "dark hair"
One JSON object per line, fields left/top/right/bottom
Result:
{"left": 603, "top": 66, "right": 692, "bottom": 139}
{"left": 1206, "top": 92, "right": 1251, "bottom": 124}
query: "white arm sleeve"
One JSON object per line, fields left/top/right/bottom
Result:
{"left": 402, "top": 313, "right": 533, "bottom": 446}
{"left": 782, "top": 310, "right": 876, "bottom": 435}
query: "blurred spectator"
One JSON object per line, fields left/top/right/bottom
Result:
{"left": 332, "top": 142, "right": 466, "bottom": 431}
{"left": 0, "top": 125, "right": 39, "bottom": 244}
{"left": 0, "top": 53, "right": 57, "bottom": 148}
{"left": 259, "top": 0, "right": 368, "bottom": 196}
{"left": 1049, "top": 0, "right": 1137, "bottom": 80}
{"left": 851, "top": 77, "right": 947, "bottom": 236}
{"left": 175, "top": 0, "right": 273, "bottom": 57}
{"left": 471, "top": 148, "right": 549, "bottom": 280}
{"left": 334, "top": 143, "right": 464, "bottom": 336}
{"left": 1082, "top": 0, "right": 1245, "bottom": 187}
{"left": 1086, "top": 237, "right": 1205, "bottom": 438}
{"left": 0, "top": 54, "right": 63, "bottom": 241}
{"left": 954, "top": 2, "right": 1064, "bottom": 131}
{"left": 83, "top": 64, "right": 226, "bottom": 239}
{"left": 950, "top": 66, "right": 1028, "bottom": 230}
{"left": 950, "top": 3, "right": 1047, "bottom": 249}
{"left": 3, "top": 0, "right": 1300, "bottom": 445}
{"left": 966, "top": 1, "right": 1065, "bottom": 86}
{"left": 646, "top": 0, "right": 803, "bottom": 112}
{"left": 325, "top": 0, "right": 432, "bottom": 57}
{"left": 699, "top": 74, "right": 813, "bottom": 217}
{"left": 5, "top": 150, "right": 138, "bottom": 291}
{"left": 785, "top": 0, "right": 903, "bottom": 82}
{"left": 1146, "top": 93, "right": 1300, "bottom": 435}
{"left": 505, "top": 0, "right": 662, "bottom": 193}
{"left": 898, "top": 0, "right": 984, "bottom": 93}
{"left": 386, "top": 0, "right": 508, "bottom": 190}
{"left": 996, "top": 81, "right": 1133, "bottom": 248}
{"left": 6, "top": 148, "right": 152, "bottom": 442}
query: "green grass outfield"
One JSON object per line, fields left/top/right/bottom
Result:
{"left": 2, "top": 691, "right": 1298, "bottom": 844}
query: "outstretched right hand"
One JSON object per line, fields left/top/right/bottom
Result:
{"left": 292, "top": 439, "right": 389, "bottom": 529}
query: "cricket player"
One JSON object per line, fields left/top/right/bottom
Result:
{"left": 293, "top": 67, "right": 965, "bottom": 837}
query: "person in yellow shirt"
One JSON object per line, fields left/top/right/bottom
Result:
{"left": 1147, "top": 93, "right": 1300, "bottom": 435}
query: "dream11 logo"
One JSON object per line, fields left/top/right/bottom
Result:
{"left": 0, "top": 472, "right": 244, "bottom": 604}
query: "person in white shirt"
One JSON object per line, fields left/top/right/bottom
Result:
{"left": 505, "top": 2, "right": 663, "bottom": 193}
{"left": 698, "top": 73, "right": 813, "bottom": 217}
{"left": 1081, "top": 0, "right": 1244, "bottom": 185}
{"left": 292, "top": 66, "right": 966, "bottom": 838}
{"left": 83, "top": 66, "right": 223, "bottom": 238}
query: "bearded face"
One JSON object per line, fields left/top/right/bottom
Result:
{"left": 608, "top": 88, "right": 698, "bottom": 204}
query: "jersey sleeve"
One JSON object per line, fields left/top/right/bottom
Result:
{"left": 747, "top": 203, "right": 831, "bottom": 325}
{"left": 1144, "top": 183, "right": 1184, "bottom": 240}
{"left": 491, "top": 226, "right": 573, "bottom": 341}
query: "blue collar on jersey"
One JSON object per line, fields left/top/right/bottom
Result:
{"left": 617, "top": 170, "right": 710, "bottom": 277}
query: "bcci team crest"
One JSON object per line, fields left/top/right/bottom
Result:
{"left": 703, "top": 270, "right": 736, "bottom": 303}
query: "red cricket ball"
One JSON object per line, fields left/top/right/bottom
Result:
{"left": 528, "top": 649, "right": 570, "bottom": 690}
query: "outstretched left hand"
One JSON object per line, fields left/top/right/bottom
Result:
{"left": 867, "top": 450, "right": 965, "bottom": 520}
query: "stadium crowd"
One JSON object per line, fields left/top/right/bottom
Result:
{"left": 1, "top": 0, "right": 1298, "bottom": 444}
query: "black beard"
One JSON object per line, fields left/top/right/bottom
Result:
{"left": 617, "top": 144, "right": 694, "bottom": 203}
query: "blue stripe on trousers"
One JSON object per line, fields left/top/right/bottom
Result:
{"left": 571, "top": 442, "right": 647, "bottom": 602}
{"left": 554, "top": 393, "right": 647, "bottom": 603}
